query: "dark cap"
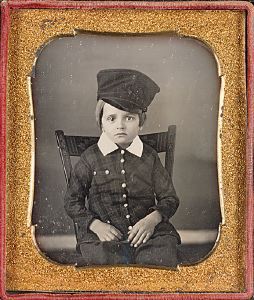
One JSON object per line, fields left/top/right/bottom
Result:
{"left": 97, "top": 69, "right": 160, "bottom": 112}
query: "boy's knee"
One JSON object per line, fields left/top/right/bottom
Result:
{"left": 79, "top": 242, "right": 109, "bottom": 265}
{"left": 79, "top": 241, "right": 133, "bottom": 265}
{"left": 135, "top": 252, "right": 178, "bottom": 268}
{"left": 134, "top": 235, "right": 178, "bottom": 267}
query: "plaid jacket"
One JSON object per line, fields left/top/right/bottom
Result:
{"left": 64, "top": 139, "right": 180, "bottom": 246}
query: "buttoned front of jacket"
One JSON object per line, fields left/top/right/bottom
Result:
{"left": 64, "top": 140, "right": 180, "bottom": 246}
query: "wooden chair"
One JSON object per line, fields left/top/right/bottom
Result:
{"left": 55, "top": 126, "right": 176, "bottom": 184}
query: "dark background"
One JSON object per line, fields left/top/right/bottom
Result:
{"left": 31, "top": 33, "right": 222, "bottom": 264}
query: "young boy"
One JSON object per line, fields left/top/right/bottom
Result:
{"left": 64, "top": 69, "right": 180, "bottom": 267}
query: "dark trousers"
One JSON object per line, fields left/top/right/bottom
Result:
{"left": 78, "top": 235, "right": 178, "bottom": 268}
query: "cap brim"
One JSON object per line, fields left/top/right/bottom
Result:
{"left": 101, "top": 98, "right": 143, "bottom": 113}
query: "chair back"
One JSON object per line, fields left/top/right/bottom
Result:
{"left": 55, "top": 126, "right": 176, "bottom": 183}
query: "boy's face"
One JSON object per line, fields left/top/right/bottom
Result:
{"left": 101, "top": 103, "right": 141, "bottom": 148}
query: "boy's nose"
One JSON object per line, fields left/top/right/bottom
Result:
{"left": 117, "top": 119, "right": 125, "bottom": 129}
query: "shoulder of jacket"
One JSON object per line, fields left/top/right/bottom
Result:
{"left": 80, "top": 144, "right": 100, "bottom": 161}
{"left": 142, "top": 143, "right": 160, "bottom": 163}
{"left": 143, "top": 143, "right": 158, "bottom": 157}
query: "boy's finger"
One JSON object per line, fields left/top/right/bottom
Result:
{"left": 111, "top": 226, "right": 122, "bottom": 234}
{"left": 131, "top": 230, "right": 143, "bottom": 246}
{"left": 113, "top": 233, "right": 121, "bottom": 239}
{"left": 110, "top": 228, "right": 122, "bottom": 238}
{"left": 105, "top": 235, "right": 113, "bottom": 241}
{"left": 128, "top": 228, "right": 139, "bottom": 242}
{"left": 142, "top": 233, "right": 151, "bottom": 244}
{"left": 134, "top": 233, "right": 146, "bottom": 248}
{"left": 115, "top": 228, "right": 123, "bottom": 236}
{"left": 112, "top": 232, "right": 121, "bottom": 240}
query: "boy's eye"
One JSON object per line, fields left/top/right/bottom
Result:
{"left": 107, "top": 116, "right": 115, "bottom": 121}
{"left": 126, "top": 116, "right": 135, "bottom": 121}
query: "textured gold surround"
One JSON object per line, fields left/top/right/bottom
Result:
{"left": 6, "top": 7, "right": 246, "bottom": 293}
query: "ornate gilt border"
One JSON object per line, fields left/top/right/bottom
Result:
{"left": 0, "top": 1, "right": 253, "bottom": 299}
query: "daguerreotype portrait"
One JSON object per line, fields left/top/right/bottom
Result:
{"left": 1, "top": 1, "right": 253, "bottom": 299}
{"left": 31, "top": 33, "right": 222, "bottom": 267}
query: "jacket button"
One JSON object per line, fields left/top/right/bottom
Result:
{"left": 124, "top": 203, "right": 128, "bottom": 207}
{"left": 126, "top": 214, "right": 130, "bottom": 219}
{"left": 121, "top": 169, "right": 125, "bottom": 175}
{"left": 93, "top": 171, "right": 97, "bottom": 175}
{"left": 105, "top": 169, "right": 110, "bottom": 175}
{"left": 121, "top": 150, "right": 125, "bottom": 155}
{"left": 128, "top": 226, "right": 133, "bottom": 230}
{"left": 123, "top": 194, "right": 127, "bottom": 198}
{"left": 106, "top": 220, "right": 111, "bottom": 224}
{"left": 120, "top": 158, "right": 125, "bottom": 163}
{"left": 122, "top": 183, "right": 126, "bottom": 188}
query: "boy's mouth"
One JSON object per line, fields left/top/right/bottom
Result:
{"left": 115, "top": 133, "right": 127, "bottom": 136}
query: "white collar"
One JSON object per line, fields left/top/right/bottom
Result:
{"left": 97, "top": 132, "right": 143, "bottom": 157}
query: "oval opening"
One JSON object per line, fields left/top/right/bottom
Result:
{"left": 30, "top": 32, "right": 223, "bottom": 267}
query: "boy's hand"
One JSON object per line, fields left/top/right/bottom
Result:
{"left": 127, "top": 210, "right": 162, "bottom": 248}
{"left": 89, "top": 219, "right": 123, "bottom": 241}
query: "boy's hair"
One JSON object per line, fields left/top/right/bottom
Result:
{"left": 95, "top": 99, "right": 146, "bottom": 130}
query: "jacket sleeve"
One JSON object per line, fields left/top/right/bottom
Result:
{"left": 150, "top": 153, "right": 179, "bottom": 221}
{"left": 64, "top": 155, "right": 97, "bottom": 233}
